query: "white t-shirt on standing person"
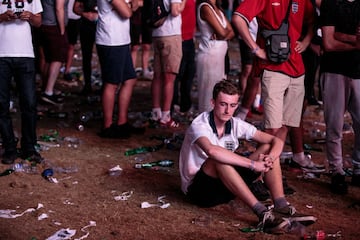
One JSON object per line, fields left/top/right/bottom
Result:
{"left": 0, "top": 1, "right": 43, "bottom": 58}
{"left": 96, "top": 1, "right": 130, "bottom": 46}
{"left": 152, "top": 0, "right": 182, "bottom": 37}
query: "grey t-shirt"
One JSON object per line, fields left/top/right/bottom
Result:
{"left": 41, "top": 0, "right": 69, "bottom": 26}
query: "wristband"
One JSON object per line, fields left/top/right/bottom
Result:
{"left": 252, "top": 46, "right": 259, "bottom": 55}
{"left": 249, "top": 160, "right": 255, "bottom": 171}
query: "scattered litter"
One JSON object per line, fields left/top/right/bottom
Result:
{"left": 108, "top": 165, "right": 123, "bottom": 176}
{"left": 114, "top": 191, "right": 133, "bottom": 201}
{"left": 37, "top": 141, "right": 60, "bottom": 148}
{"left": 38, "top": 213, "right": 49, "bottom": 220}
{"left": 46, "top": 228, "right": 76, "bottom": 240}
{"left": 75, "top": 221, "right": 96, "bottom": 240}
{"left": 327, "top": 230, "right": 342, "bottom": 238}
{"left": 63, "top": 199, "right": 75, "bottom": 205}
{"left": 306, "top": 204, "right": 313, "bottom": 209}
{"left": 141, "top": 195, "right": 170, "bottom": 209}
{"left": 0, "top": 203, "right": 43, "bottom": 219}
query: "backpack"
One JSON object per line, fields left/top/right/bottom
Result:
{"left": 142, "top": 0, "right": 170, "bottom": 28}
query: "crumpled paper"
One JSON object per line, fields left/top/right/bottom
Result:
{"left": 141, "top": 195, "right": 170, "bottom": 209}
{"left": 0, "top": 203, "right": 43, "bottom": 219}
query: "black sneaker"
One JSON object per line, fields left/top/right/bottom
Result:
{"left": 114, "top": 124, "right": 131, "bottom": 139}
{"left": 249, "top": 180, "right": 270, "bottom": 202}
{"left": 1, "top": 151, "right": 17, "bottom": 164}
{"left": 125, "top": 122, "right": 146, "bottom": 135}
{"left": 351, "top": 174, "right": 360, "bottom": 187}
{"left": 64, "top": 73, "right": 73, "bottom": 81}
{"left": 98, "top": 124, "right": 119, "bottom": 139}
{"left": 41, "top": 93, "right": 64, "bottom": 105}
{"left": 258, "top": 209, "right": 290, "bottom": 234}
{"left": 330, "top": 173, "right": 348, "bottom": 195}
{"left": 22, "top": 151, "right": 43, "bottom": 163}
{"left": 274, "top": 205, "right": 317, "bottom": 227}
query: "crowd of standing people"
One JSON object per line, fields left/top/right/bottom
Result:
{"left": 0, "top": 0, "right": 359, "bottom": 235}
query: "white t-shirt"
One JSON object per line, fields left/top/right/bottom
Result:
{"left": 96, "top": 1, "right": 130, "bottom": 46}
{"left": 68, "top": 0, "right": 80, "bottom": 20}
{"left": 238, "top": 18, "right": 258, "bottom": 41}
{"left": 152, "top": 0, "right": 182, "bottom": 37}
{"left": 0, "top": 1, "right": 43, "bottom": 58}
{"left": 179, "top": 111, "right": 257, "bottom": 193}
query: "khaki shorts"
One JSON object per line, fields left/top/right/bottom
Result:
{"left": 152, "top": 35, "right": 182, "bottom": 74}
{"left": 261, "top": 70, "right": 305, "bottom": 129}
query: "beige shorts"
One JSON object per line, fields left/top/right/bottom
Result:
{"left": 261, "top": 70, "right": 305, "bottom": 129}
{"left": 152, "top": 35, "right": 182, "bottom": 74}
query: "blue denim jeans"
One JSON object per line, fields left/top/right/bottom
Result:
{"left": 0, "top": 57, "right": 37, "bottom": 154}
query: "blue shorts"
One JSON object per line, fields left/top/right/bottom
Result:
{"left": 96, "top": 44, "right": 136, "bottom": 84}
{"left": 187, "top": 166, "right": 260, "bottom": 208}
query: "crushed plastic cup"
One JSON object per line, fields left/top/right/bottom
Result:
{"left": 108, "top": 165, "right": 122, "bottom": 176}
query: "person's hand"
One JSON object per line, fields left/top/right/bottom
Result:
{"left": 17, "top": 10, "right": 33, "bottom": 22}
{"left": 255, "top": 48, "right": 267, "bottom": 60}
{"left": 1, "top": 10, "right": 17, "bottom": 22}
{"left": 295, "top": 40, "right": 307, "bottom": 53}
{"left": 83, "top": 12, "right": 98, "bottom": 22}
{"left": 253, "top": 154, "right": 274, "bottom": 173}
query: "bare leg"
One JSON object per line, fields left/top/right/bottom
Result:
{"left": 162, "top": 72, "right": 176, "bottom": 112}
{"left": 151, "top": 71, "right": 162, "bottom": 109}
{"left": 117, "top": 78, "right": 137, "bottom": 125}
{"left": 65, "top": 44, "right": 75, "bottom": 75}
{"left": 239, "top": 64, "right": 252, "bottom": 95}
{"left": 102, "top": 83, "right": 117, "bottom": 128}
{"left": 142, "top": 44, "right": 152, "bottom": 71}
{"left": 131, "top": 45, "right": 140, "bottom": 68}
{"left": 202, "top": 160, "right": 258, "bottom": 208}
{"left": 44, "top": 61, "right": 62, "bottom": 94}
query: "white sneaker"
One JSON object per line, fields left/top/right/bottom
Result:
{"left": 143, "top": 69, "right": 154, "bottom": 80}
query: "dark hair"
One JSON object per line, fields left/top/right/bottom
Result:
{"left": 212, "top": 80, "right": 240, "bottom": 100}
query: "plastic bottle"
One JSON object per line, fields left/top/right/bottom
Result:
{"left": 134, "top": 159, "right": 174, "bottom": 169}
{"left": 53, "top": 166, "right": 78, "bottom": 174}
{"left": 41, "top": 168, "right": 58, "bottom": 183}
{"left": 75, "top": 123, "right": 84, "bottom": 131}
{"left": 79, "top": 112, "right": 93, "bottom": 122}
{"left": 47, "top": 111, "right": 68, "bottom": 119}
{"left": 124, "top": 147, "right": 151, "bottom": 156}
{"left": 12, "top": 162, "right": 38, "bottom": 174}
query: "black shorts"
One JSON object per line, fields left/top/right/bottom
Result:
{"left": 130, "top": 23, "right": 153, "bottom": 45}
{"left": 96, "top": 44, "right": 136, "bottom": 84}
{"left": 239, "top": 38, "right": 254, "bottom": 65}
{"left": 187, "top": 166, "right": 260, "bottom": 208}
{"left": 66, "top": 19, "right": 81, "bottom": 45}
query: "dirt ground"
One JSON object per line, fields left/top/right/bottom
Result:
{"left": 0, "top": 41, "right": 359, "bottom": 240}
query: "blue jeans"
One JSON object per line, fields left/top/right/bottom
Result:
{"left": 0, "top": 57, "right": 37, "bottom": 154}
{"left": 173, "top": 39, "right": 196, "bottom": 113}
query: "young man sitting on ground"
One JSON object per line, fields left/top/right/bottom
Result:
{"left": 179, "top": 80, "right": 316, "bottom": 233}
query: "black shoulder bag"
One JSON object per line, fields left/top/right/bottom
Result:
{"left": 261, "top": 0, "right": 292, "bottom": 64}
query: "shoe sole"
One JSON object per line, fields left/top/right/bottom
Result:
{"left": 41, "top": 96, "right": 63, "bottom": 106}
{"left": 301, "top": 167, "right": 326, "bottom": 173}
{"left": 286, "top": 216, "right": 317, "bottom": 226}
{"left": 264, "top": 219, "right": 291, "bottom": 234}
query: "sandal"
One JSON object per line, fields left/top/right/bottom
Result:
{"left": 160, "top": 119, "right": 179, "bottom": 128}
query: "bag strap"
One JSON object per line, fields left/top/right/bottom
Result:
{"left": 283, "top": 0, "right": 293, "bottom": 23}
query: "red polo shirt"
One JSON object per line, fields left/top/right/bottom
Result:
{"left": 234, "top": 0, "right": 315, "bottom": 77}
